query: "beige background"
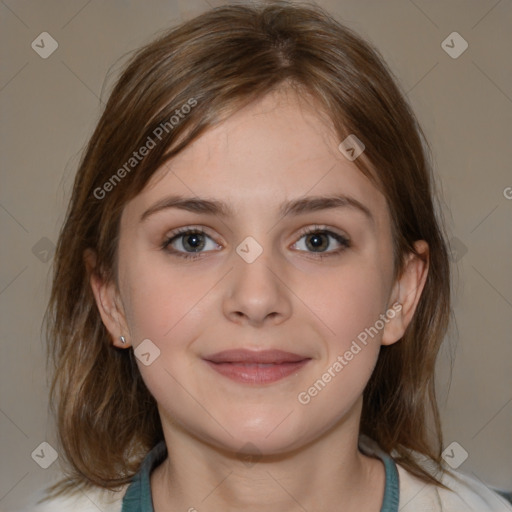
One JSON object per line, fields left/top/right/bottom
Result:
{"left": 1, "top": 0, "right": 511, "bottom": 508}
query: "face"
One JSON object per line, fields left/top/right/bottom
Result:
{"left": 94, "top": 87, "right": 421, "bottom": 456}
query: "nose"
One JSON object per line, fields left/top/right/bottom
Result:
{"left": 222, "top": 248, "right": 292, "bottom": 327}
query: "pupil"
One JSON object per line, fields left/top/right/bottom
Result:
{"left": 185, "top": 233, "right": 204, "bottom": 252}
{"left": 307, "top": 233, "right": 327, "bottom": 251}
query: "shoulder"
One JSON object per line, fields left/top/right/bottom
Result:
{"left": 6, "top": 486, "right": 128, "bottom": 512}
{"left": 397, "top": 463, "right": 512, "bottom": 512}
{"left": 358, "top": 435, "right": 511, "bottom": 512}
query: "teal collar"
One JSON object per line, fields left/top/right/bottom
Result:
{"left": 377, "top": 448, "right": 400, "bottom": 511}
{"left": 121, "top": 440, "right": 399, "bottom": 511}
{"left": 121, "top": 441, "right": 166, "bottom": 512}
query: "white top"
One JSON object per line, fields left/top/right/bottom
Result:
{"left": 397, "top": 465, "right": 512, "bottom": 511}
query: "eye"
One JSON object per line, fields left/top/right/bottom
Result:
{"left": 162, "top": 227, "right": 220, "bottom": 260}
{"left": 292, "top": 225, "right": 350, "bottom": 258}
{"left": 161, "top": 225, "right": 350, "bottom": 261}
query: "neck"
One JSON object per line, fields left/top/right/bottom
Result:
{"left": 150, "top": 404, "right": 385, "bottom": 512}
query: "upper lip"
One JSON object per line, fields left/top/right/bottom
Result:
{"left": 204, "top": 349, "right": 310, "bottom": 364}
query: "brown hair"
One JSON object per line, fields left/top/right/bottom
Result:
{"left": 45, "top": 0, "right": 452, "bottom": 497}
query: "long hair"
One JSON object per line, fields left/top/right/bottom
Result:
{"left": 45, "top": 0, "right": 452, "bottom": 497}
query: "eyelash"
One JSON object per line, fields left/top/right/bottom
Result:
{"left": 161, "top": 225, "right": 351, "bottom": 261}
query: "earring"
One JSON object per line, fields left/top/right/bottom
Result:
{"left": 119, "top": 335, "right": 127, "bottom": 344}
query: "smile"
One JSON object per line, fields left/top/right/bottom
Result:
{"left": 203, "top": 349, "right": 311, "bottom": 384}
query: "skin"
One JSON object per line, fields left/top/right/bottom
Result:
{"left": 89, "top": 86, "right": 429, "bottom": 511}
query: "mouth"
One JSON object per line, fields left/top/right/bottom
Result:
{"left": 203, "top": 349, "right": 311, "bottom": 385}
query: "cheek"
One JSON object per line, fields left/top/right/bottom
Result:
{"left": 296, "top": 297, "right": 384, "bottom": 422}
{"left": 119, "top": 258, "right": 212, "bottom": 407}
{"left": 311, "top": 263, "right": 389, "bottom": 350}
{"left": 120, "top": 255, "right": 209, "bottom": 343}
{"left": 300, "top": 264, "right": 389, "bottom": 399}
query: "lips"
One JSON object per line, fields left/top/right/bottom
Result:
{"left": 203, "top": 349, "right": 311, "bottom": 384}
{"left": 205, "top": 349, "right": 308, "bottom": 364}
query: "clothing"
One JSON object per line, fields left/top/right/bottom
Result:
{"left": 120, "top": 439, "right": 400, "bottom": 511}
{"left": 10, "top": 438, "right": 512, "bottom": 512}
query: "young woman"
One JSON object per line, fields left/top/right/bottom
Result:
{"left": 19, "top": 2, "right": 511, "bottom": 511}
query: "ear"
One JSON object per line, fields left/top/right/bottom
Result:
{"left": 84, "top": 249, "right": 131, "bottom": 348}
{"left": 381, "top": 240, "right": 429, "bottom": 346}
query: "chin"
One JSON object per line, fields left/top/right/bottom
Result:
{"left": 201, "top": 411, "right": 311, "bottom": 457}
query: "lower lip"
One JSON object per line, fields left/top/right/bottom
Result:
{"left": 204, "top": 359, "right": 310, "bottom": 384}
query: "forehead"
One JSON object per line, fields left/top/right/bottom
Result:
{"left": 127, "top": 88, "right": 389, "bottom": 228}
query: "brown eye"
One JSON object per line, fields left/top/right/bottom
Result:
{"left": 162, "top": 228, "right": 220, "bottom": 260}
{"left": 305, "top": 232, "right": 329, "bottom": 252}
{"left": 177, "top": 232, "right": 207, "bottom": 252}
{"left": 293, "top": 228, "right": 350, "bottom": 256}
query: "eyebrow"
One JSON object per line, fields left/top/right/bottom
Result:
{"left": 140, "top": 194, "right": 375, "bottom": 227}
